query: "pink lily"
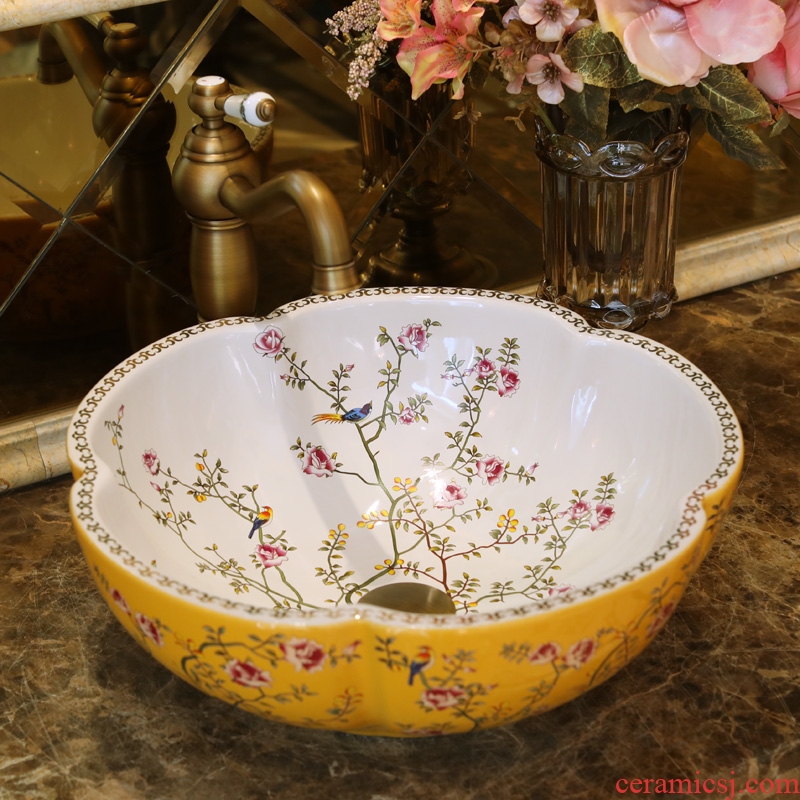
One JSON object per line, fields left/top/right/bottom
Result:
{"left": 377, "top": 0, "right": 423, "bottom": 41}
{"left": 595, "top": 0, "right": 786, "bottom": 87}
{"left": 397, "top": 0, "right": 485, "bottom": 99}
{"left": 525, "top": 52, "right": 584, "bottom": 103}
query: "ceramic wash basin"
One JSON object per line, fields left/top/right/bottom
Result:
{"left": 67, "top": 288, "right": 743, "bottom": 736}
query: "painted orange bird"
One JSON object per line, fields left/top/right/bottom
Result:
{"left": 312, "top": 401, "right": 372, "bottom": 425}
{"left": 248, "top": 505, "right": 273, "bottom": 539}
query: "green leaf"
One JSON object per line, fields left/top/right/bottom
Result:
{"left": 562, "top": 83, "right": 609, "bottom": 148}
{"left": 703, "top": 112, "right": 784, "bottom": 170}
{"left": 616, "top": 80, "right": 661, "bottom": 112}
{"left": 605, "top": 105, "right": 679, "bottom": 145}
{"left": 771, "top": 110, "right": 792, "bottom": 138}
{"left": 562, "top": 27, "right": 640, "bottom": 88}
{"left": 696, "top": 65, "right": 772, "bottom": 125}
{"left": 652, "top": 85, "right": 710, "bottom": 112}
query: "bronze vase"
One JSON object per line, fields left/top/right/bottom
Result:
{"left": 358, "top": 77, "right": 494, "bottom": 287}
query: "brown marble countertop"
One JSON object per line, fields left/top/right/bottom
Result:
{"left": 2, "top": 270, "right": 799, "bottom": 800}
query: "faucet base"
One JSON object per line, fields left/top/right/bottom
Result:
{"left": 188, "top": 216, "right": 257, "bottom": 321}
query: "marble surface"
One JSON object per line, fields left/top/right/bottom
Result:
{"left": 1, "top": 269, "right": 799, "bottom": 799}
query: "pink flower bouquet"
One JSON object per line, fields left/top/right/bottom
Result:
{"left": 328, "top": 0, "right": 800, "bottom": 168}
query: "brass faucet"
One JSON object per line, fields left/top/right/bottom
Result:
{"left": 171, "top": 76, "right": 362, "bottom": 321}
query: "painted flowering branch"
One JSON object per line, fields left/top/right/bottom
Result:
{"left": 179, "top": 628, "right": 362, "bottom": 717}
{"left": 476, "top": 473, "right": 619, "bottom": 603}
{"left": 375, "top": 638, "right": 491, "bottom": 730}
{"left": 106, "top": 411, "right": 315, "bottom": 608}
{"left": 111, "top": 319, "right": 620, "bottom": 615}
{"left": 316, "top": 524, "right": 360, "bottom": 603}
{"left": 431, "top": 339, "right": 528, "bottom": 483}
{"left": 252, "top": 319, "right": 619, "bottom": 611}
{"left": 367, "top": 319, "right": 441, "bottom": 441}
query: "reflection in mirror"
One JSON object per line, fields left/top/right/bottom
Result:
{"left": 0, "top": 75, "right": 110, "bottom": 215}
{"left": 0, "top": 212, "right": 198, "bottom": 419}
{"left": 0, "top": 4, "right": 210, "bottom": 435}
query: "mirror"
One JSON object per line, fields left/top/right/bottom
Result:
{"left": 2, "top": 0, "right": 800, "bottom": 491}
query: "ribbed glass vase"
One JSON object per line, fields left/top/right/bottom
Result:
{"left": 535, "top": 110, "right": 690, "bottom": 331}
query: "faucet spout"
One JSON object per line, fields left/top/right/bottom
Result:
{"left": 219, "top": 172, "right": 361, "bottom": 296}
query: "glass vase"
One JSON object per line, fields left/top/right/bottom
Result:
{"left": 535, "top": 110, "right": 690, "bottom": 331}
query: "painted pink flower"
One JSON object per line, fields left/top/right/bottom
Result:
{"left": 749, "top": 0, "right": 800, "bottom": 118}
{"left": 593, "top": 502, "right": 615, "bottom": 530}
{"left": 569, "top": 498, "right": 592, "bottom": 520}
{"left": 528, "top": 641, "right": 561, "bottom": 664}
{"left": 134, "top": 612, "right": 164, "bottom": 647}
{"left": 117, "top": 404, "right": 125, "bottom": 420}
{"left": 302, "top": 446, "right": 336, "bottom": 478}
{"left": 595, "top": 0, "right": 785, "bottom": 87}
{"left": 497, "top": 365, "right": 521, "bottom": 398}
{"left": 547, "top": 584, "right": 574, "bottom": 597}
{"left": 253, "top": 325, "right": 285, "bottom": 357}
{"left": 475, "top": 357, "right": 496, "bottom": 379}
{"left": 110, "top": 588, "right": 130, "bottom": 615}
{"left": 150, "top": 482, "right": 162, "bottom": 493}
{"left": 421, "top": 685, "right": 467, "bottom": 710}
{"left": 397, "top": 322, "right": 430, "bottom": 355}
{"left": 224, "top": 657, "right": 273, "bottom": 688}
{"left": 516, "top": 0, "right": 580, "bottom": 41}
{"left": 646, "top": 601, "right": 677, "bottom": 638}
{"left": 432, "top": 481, "right": 467, "bottom": 509}
{"left": 344, "top": 364, "right": 355, "bottom": 372}
{"left": 525, "top": 52, "right": 584, "bottom": 104}
{"left": 475, "top": 455, "right": 505, "bottom": 485}
{"left": 399, "top": 406, "right": 417, "bottom": 425}
{"left": 254, "top": 543, "right": 289, "bottom": 568}
{"left": 526, "top": 462, "right": 540, "bottom": 476}
{"left": 280, "top": 638, "right": 327, "bottom": 673}
{"left": 142, "top": 449, "right": 160, "bottom": 476}
{"left": 563, "top": 638, "right": 596, "bottom": 668}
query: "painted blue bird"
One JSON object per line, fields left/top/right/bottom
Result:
{"left": 408, "top": 645, "right": 433, "bottom": 686}
{"left": 312, "top": 401, "right": 372, "bottom": 425}
{"left": 248, "top": 505, "right": 273, "bottom": 539}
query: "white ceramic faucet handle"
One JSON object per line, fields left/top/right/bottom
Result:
{"left": 222, "top": 91, "right": 276, "bottom": 128}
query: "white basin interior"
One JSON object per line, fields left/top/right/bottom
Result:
{"left": 74, "top": 292, "right": 736, "bottom": 616}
